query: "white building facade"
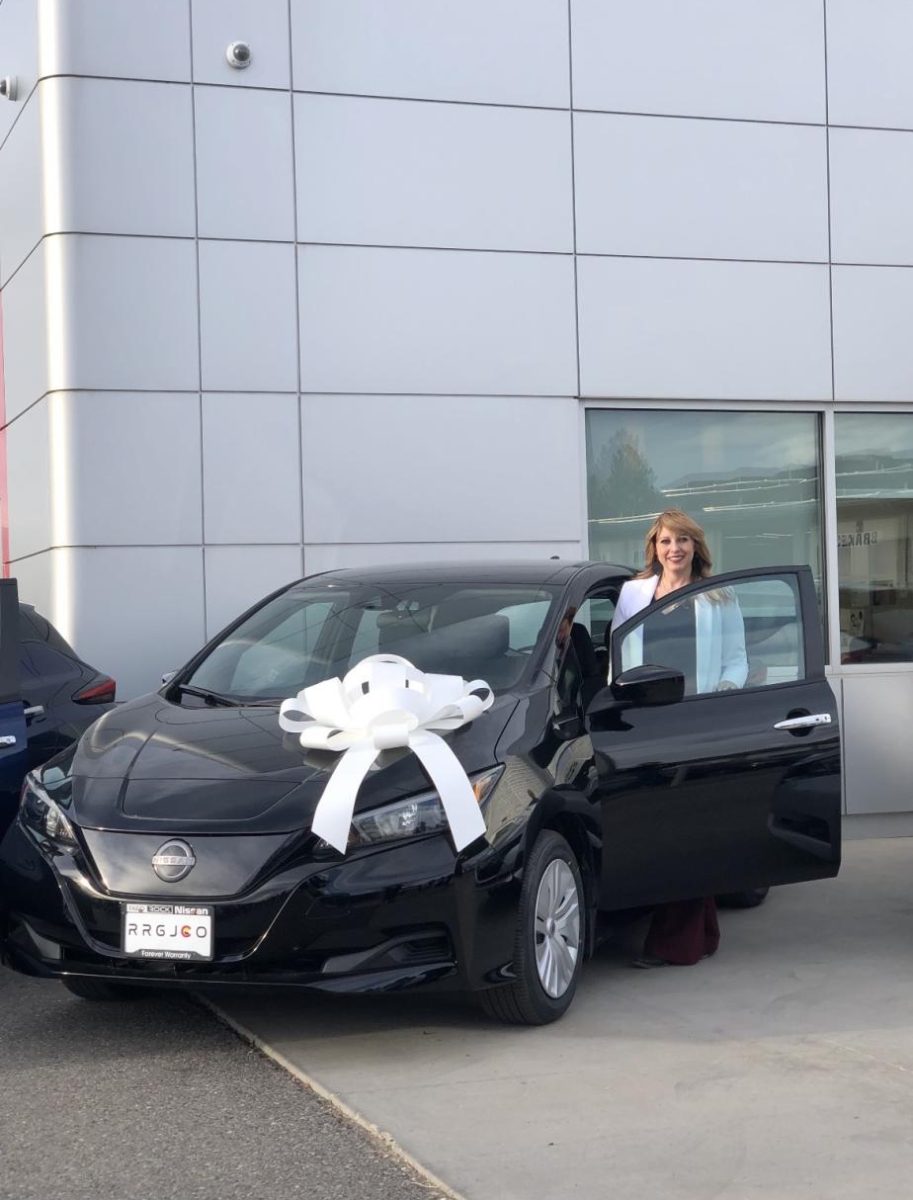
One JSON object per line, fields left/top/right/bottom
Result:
{"left": 1, "top": 0, "right": 912, "bottom": 822}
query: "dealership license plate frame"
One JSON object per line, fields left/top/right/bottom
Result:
{"left": 122, "top": 902, "right": 214, "bottom": 961}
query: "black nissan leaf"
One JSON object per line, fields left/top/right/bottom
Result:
{"left": 0, "top": 561, "right": 842, "bottom": 1024}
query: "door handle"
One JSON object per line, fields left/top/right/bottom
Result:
{"left": 774, "top": 713, "right": 832, "bottom": 731}
{"left": 23, "top": 705, "right": 44, "bottom": 721}
{"left": 0, "top": 734, "right": 16, "bottom": 746}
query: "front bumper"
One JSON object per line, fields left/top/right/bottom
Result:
{"left": 0, "top": 818, "right": 524, "bottom": 995}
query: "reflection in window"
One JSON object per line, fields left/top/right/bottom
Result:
{"left": 837, "top": 415, "right": 913, "bottom": 665}
{"left": 585, "top": 410, "right": 823, "bottom": 581}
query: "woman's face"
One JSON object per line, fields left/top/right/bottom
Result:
{"left": 655, "top": 525, "right": 695, "bottom": 577}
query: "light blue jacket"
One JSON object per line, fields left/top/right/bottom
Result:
{"left": 611, "top": 575, "right": 749, "bottom": 694}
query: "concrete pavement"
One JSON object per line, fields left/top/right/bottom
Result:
{"left": 0, "top": 969, "right": 449, "bottom": 1200}
{"left": 214, "top": 838, "right": 913, "bottom": 1200}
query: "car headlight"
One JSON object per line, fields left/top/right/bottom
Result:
{"left": 20, "top": 773, "right": 77, "bottom": 848}
{"left": 348, "top": 766, "right": 503, "bottom": 847}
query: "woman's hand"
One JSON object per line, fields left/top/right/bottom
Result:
{"left": 715, "top": 680, "right": 738, "bottom": 692}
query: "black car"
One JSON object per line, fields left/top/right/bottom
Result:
{"left": 0, "top": 579, "right": 115, "bottom": 835}
{"left": 0, "top": 561, "right": 841, "bottom": 1024}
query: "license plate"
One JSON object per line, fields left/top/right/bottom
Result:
{"left": 122, "top": 903, "right": 213, "bottom": 961}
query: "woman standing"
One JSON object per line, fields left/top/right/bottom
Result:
{"left": 610, "top": 507, "right": 748, "bottom": 968}
{"left": 611, "top": 508, "right": 748, "bottom": 696}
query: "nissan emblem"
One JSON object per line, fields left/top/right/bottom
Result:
{"left": 151, "top": 839, "right": 196, "bottom": 883}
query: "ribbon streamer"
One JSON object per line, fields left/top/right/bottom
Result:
{"left": 278, "top": 654, "right": 494, "bottom": 853}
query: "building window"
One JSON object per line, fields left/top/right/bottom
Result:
{"left": 836, "top": 414, "right": 913, "bottom": 665}
{"left": 585, "top": 408, "right": 823, "bottom": 580}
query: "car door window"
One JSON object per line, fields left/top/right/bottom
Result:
{"left": 575, "top": 596, "right": 617, "bottom": 649}
{"left": 19, "top": 608, "right": 44, "bottom": 640}
{"left": 20, "top": 640, "right": 80, "bottom": 693}
{"left": 552, "top": 592, "right": 619, "bottom": 717}
{"left": 614, "top": 574, "right": 805, "bottom": 697}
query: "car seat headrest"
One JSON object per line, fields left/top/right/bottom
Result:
{"left": 378, "top": 613, "right": 509, "bottom": 673}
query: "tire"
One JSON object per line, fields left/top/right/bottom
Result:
{"left": 716, "top": 886, "right": 770, "bottom": 909}
{"left": 62, "top": 976, "right": 140, "bottom": 1002}
{"left": 479, "top": 831, "right": 584, "bottom": 1026}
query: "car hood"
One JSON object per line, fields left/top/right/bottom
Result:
{"left": 44, "top": 691, "right": 518, "bottom": 835}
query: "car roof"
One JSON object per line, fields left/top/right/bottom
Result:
{"left": 299, "top": 560, "right": 632, "bottom": 587}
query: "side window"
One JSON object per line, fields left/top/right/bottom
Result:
{"left": 16, "top": 640, "right": 78, "bottom": 705}
{"left": 575, "top": 596, "right": 616, "bottom": 647}
{"left": 21, "top": 641, "right": 79, "bottom": 682}
{"left": 614, "top": 575, "right": 805, "bottom": 697}
{"left": 553, "top": 592, "right": 618, "bottom": 713}
{"left": 18, "top": 644, "right": 40, "bottom": 682}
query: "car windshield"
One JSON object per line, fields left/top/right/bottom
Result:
{"left": 185, "top": 580, "right": 563, "bottom": 702}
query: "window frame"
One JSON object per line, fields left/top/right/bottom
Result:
{"left": 580, "top": 398, "right": 913, "bottom": 677}
{"left": 829, "top": 408, "right": 913, "bottom": 672}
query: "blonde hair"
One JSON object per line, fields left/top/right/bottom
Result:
{"left": 637, "top": 508, "right": 713, "bottom": 581}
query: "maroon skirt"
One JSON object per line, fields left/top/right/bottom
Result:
{"left": 644, "top": 897, "right": 720, "bottom": 965}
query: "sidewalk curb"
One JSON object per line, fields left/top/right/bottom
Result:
{"left": 200, "top": 996, "right": 468, "bottom": 1200}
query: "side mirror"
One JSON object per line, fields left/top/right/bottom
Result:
{"left": 609, "top": 665, "right": 685, "bottom": 708}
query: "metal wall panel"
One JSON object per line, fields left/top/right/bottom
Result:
{"left": 841, "top": 673, "right": 913, "bottom": 813}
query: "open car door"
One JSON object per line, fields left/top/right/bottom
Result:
{"left": 591, "top": 566, "right": 841, "bottom": 910}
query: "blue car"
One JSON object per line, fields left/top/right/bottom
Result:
{"left": 0, "top": 579, "right": 115, "bottom": 834}
{"left": 0, "top": 581, "right": 28, "bottom": 813}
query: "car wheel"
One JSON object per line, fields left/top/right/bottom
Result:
{"left": 62, "top": 976, "right": 140, "bottom": 1002}
{"left": 717, "top": 886, "right": 770, "bottom": 909}
{"left": 480, "top": 830, "right": 584, "bottom": 1026}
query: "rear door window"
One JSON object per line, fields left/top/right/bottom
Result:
{"left": 19, "top": 641, "right": 81, "bottom": 700}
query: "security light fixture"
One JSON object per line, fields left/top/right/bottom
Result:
{"left": 226, "top": 42, "right": 252, "bottom": 69}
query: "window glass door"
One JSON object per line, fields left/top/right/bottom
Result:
{"left": 836, "top": 414, "right": 913, "bottom": 665}
{"left": 585, "top": 409, "right": 823, "bottom": 585}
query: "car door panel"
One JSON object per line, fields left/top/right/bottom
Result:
{"left": 594, "top": 679, "right": 839, "bottom": 908}
{"left": 18, "top": 640, "right": 86, "bottom": 766}
{"left": 590, "top": 566, "right": 841, "bottom": 911}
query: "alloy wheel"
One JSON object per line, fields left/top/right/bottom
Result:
{"left": 533, "top": 858, "right": 581, "bottom": 998}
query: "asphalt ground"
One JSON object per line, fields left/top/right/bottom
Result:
{"left": 0, "top": 968, "right": 450, "bottom": 1200}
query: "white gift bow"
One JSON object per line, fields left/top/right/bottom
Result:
{"left": 278, "top": 654, "right": 494, "bottom": 853}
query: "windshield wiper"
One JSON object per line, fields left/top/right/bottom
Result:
{"left": 175, "top": 683, "right": 239, "bottom": 707}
